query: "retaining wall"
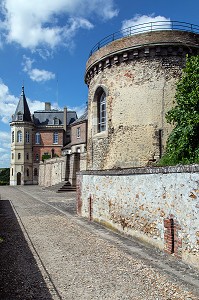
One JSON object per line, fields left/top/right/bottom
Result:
{"left": 77, "top": 165, "right": 199, "bottom": 268}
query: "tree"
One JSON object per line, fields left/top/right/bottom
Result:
{"left": 0, "top": 168, "right": 10, "bottom": 185}
{"left": 160, "top": 55, "right": 199, "bottom": 165}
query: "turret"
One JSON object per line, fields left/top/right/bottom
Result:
{"left": 10, "top": 86, "right": 34, "bottom": 185}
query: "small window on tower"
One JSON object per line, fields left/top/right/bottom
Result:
{"left": 27, "top": 168, "right": 29, "bottom": 177}
{"left": 18, "top": 153, "right": 21, "bottom": 160}
{"left": 26, "top": 131, "right": 30, "bottom": 143}
{"left": 12, "top": 131, "right": 14, "bottom": 143}
{"left": 26, "top": 153, "right": 29, "bottom": 160}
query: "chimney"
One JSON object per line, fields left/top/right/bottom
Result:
{"left": 63, "top": 107, "right": 67, "bottom": 145}
{"left": 63, "top": 107, "right": 67, "bottom": 132}
{"left": 45, "top": 102, "right": 51, "bottom": 111}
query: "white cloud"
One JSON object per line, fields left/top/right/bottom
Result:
{"left": 22, "top": 56, "right": 55, "bottom": 82}
{"left": 0, "top": 0, "right": 118, "bottom": 50}
{"left": 68, "top": 104, "right": 86, "bottom": 119}
{"left": 0, "top": 81, "right": 18, "bottom": 123}
{"left": 121, "top": 14, "right": 171, "bottom": 34}
{"left": 0, "top": 130, "right": 11, "bottom": 167}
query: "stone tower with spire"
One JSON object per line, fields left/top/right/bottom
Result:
{"left": 10, "top": 86, "right": 78, "bottom": 186}
{"left": 10, "top": 86, "right": 34, "bottom": 185}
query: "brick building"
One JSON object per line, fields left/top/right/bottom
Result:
{"left": 10, "top": 86, "right": 77, "bottom": 185}
{"left": 62, "top": 109, "right": 88, "bottom": 155}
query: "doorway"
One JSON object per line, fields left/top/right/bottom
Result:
{"left": 17, "top": 172, "right": 21, "bottom": 185}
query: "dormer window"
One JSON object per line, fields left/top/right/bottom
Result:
{"left": 54, "top": 117, "right": 59, "bottom": 125}
{"left": 17, "top": 112, "right": 23, "bottom": 121}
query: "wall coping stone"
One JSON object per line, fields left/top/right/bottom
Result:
{"left": 77, "top": 164, "right": 199, "bottom": 176}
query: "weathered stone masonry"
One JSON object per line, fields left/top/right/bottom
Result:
{"left": 85, "top": 31, "right": 199, "bottom": 170}
{"left": 77, "top": 165, "right": 199, "bottom": 269}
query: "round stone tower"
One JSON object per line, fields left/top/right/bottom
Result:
{"left": 85, "top": 23, "right": 199, "bottom": 170}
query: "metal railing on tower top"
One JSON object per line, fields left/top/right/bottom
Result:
{"left": 89, "top": 21, "right": 199, "bottom": 57}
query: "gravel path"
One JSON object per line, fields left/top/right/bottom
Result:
{"left": 0, "top": 186, "right": 198, "bottom": 300}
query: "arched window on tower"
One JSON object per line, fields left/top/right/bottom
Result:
{"left": 17, "top": 130, "right": 22, "bottom": 142}
{"left": 93, "top": 87, "right": 107, "bottom": 135}
{"left": 27, "top": 168, "right": 29, "bottom": 177}
{"left": 98, "top": 91, "right": 106, "bottom": 132}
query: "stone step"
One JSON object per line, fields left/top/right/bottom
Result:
{"left": 56, "top": 182, "right": 76, "bottom": 193}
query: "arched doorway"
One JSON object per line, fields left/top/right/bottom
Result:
{"left": 17, "top": 172, "right": 21, "bottom": 185}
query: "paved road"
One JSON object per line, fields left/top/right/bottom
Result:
{"left": 0, "top": 186, "right": 199, "bottom": 300}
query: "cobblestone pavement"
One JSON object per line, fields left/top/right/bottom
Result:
{"left": 0, "top": 185, "right": 199, "bottom": 300}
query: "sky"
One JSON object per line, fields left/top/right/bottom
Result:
{"left": 0, "top": 0, "right": 199, "bottom": 168}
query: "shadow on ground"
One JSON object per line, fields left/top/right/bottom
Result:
{"left": 0, "top": 200, "right": 53, "bottom": 300}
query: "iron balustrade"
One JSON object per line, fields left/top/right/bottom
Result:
{"left": 89, "top": 21, "right": 199, "bottom": 56}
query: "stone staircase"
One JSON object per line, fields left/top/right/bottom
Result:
{"left": 57, "top": 181, "right": 76, "bottom": 193}
{"left": 45, "top": 181, "right": 76, "bottom": 193}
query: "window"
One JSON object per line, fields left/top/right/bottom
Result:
{"left": 26, "top": 153, "right": 29, "bottom": 160}
{"left": 26, "top": 131, "right": 30, "bottom": 143}
{"left": 12, "top": 131, "right": 14, "bottom": 143}
{"left": 54, "top": 117, "right": 59, "bottom": 125}
{"left": 53, "top": 132, "right": 58, "bottom": 144}
{"left": 76, "top": 147, "right": 81, "bottom": 153}
{"left": 98, "top": 92, "right": 106, "bottom": 132}
{"left": 17, "top": 130, "right": 22, "bottom": 142}
{"left": 34, "top": 168, "right": 38, "bottom": 176}
{"left": 12, "top": 168, "right": 13, "bottom": 176}
{"left": 12, "top": 153, "right": 14, "bottom": 159}
{"left": 77, "top": 127, "right": 80, "bottom": 138}
{"left": 35, "top": 132, "right": 40, "bottom": 144}
{"left": 17, "top": 114, "right": 23, "bottom": 121}
{"left": 27, "top": 168, "right": 29, "bottom": 177}
{"left": 35, "top": 153, "right": 39, "bottom": 161}
{"left": 18, "top": 153, "right": 21, "bottom": 160}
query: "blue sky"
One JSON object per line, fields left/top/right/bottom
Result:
{"left": 0, "top": 0, "right": 199, "bottom": 168}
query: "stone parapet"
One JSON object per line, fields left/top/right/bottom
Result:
{"left": 78, "top": 164, "right": 199, "bottom": 176}
{"left": 85, "top": 30, "right": 199, "bottom": 85}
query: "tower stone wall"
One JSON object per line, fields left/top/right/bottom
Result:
{"left": 85, "top": 30, "right": 199, "bottom": 170}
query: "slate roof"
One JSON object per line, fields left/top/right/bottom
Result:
{"left": 12, "top": 86, "right": 32, "bottom": 122}
{"left": 33, "top": 110, "right": 77, "bottom": 126}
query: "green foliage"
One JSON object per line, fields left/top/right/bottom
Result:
{"left": 159, "top": 55, "right": 199, "bottom": 165}
{"left": 0, "top": 168, "right": 10, "bottom": 185}
{"left": 42, "top": 154, "right": 51, "bottom": 161}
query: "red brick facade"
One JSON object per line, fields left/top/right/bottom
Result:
{"left": 33, "top": 129, "right": 64, "bottom": 162}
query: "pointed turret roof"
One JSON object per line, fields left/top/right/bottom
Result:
{"left": 12, "top": 86, "right": 32, "bottom": 122}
